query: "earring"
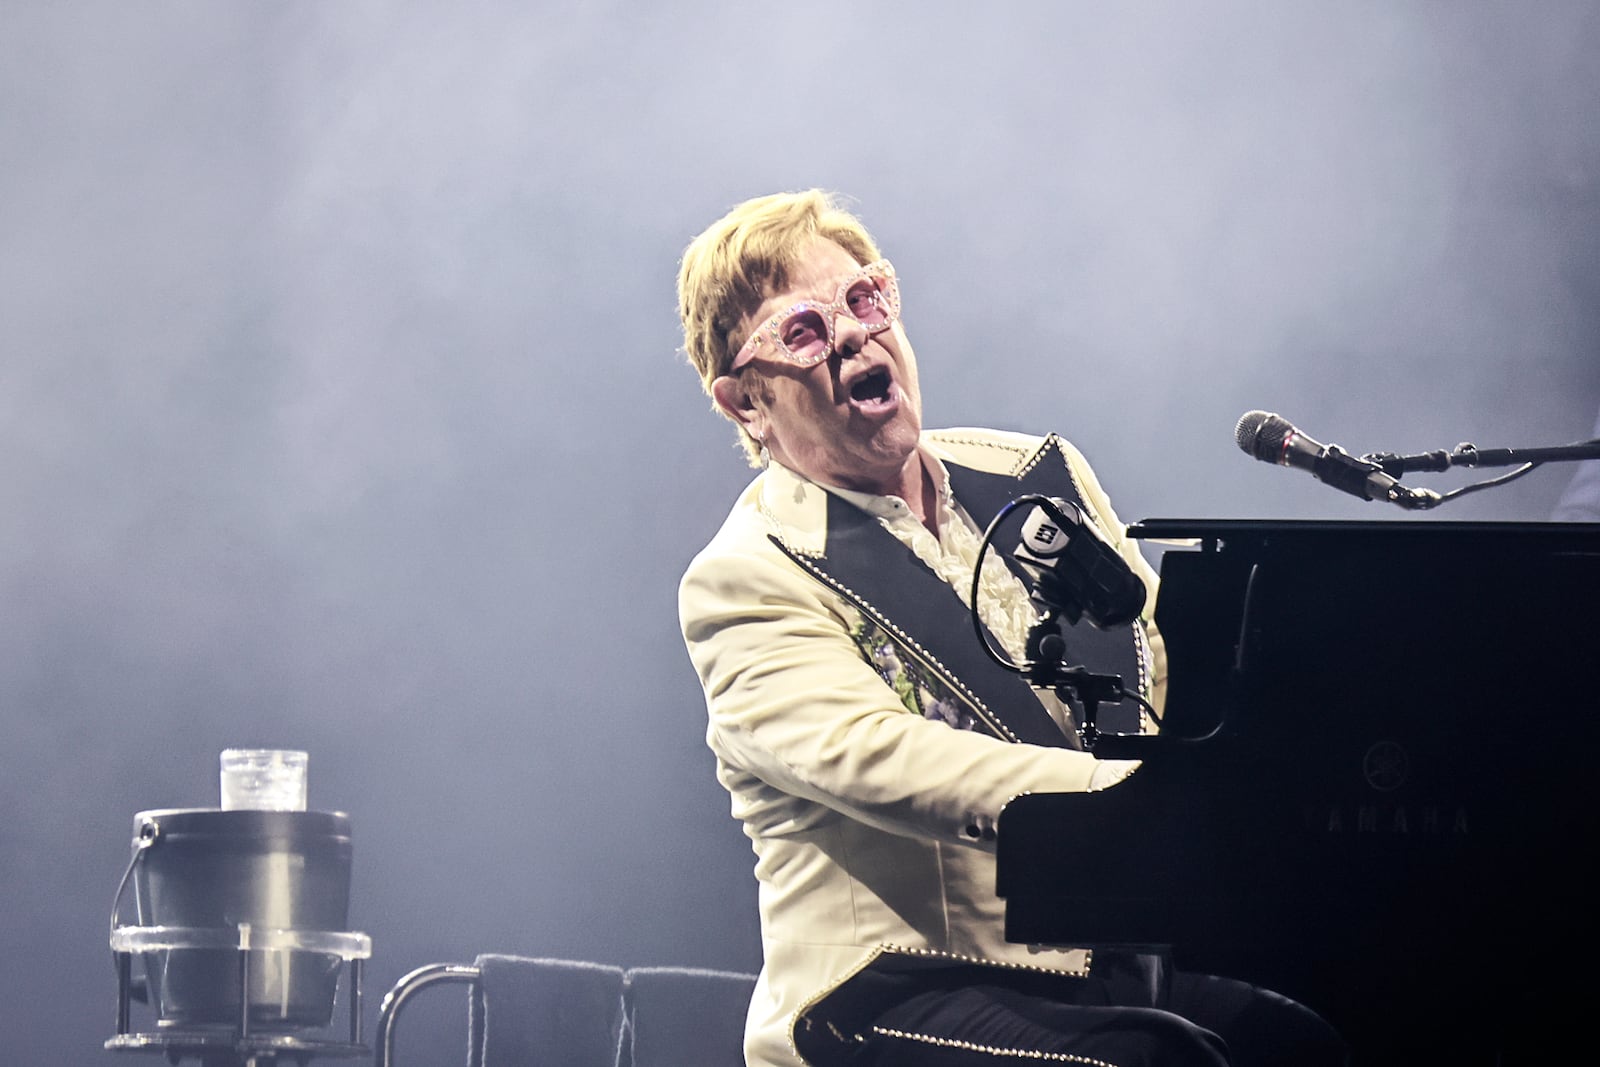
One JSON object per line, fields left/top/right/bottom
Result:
{"left": 755, "top": 430, "right": 769, "bottom": 468}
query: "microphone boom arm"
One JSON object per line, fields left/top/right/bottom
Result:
{"left": 1366, "top": 439, "right": 1600, "bottom": 477}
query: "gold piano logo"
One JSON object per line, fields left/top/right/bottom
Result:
{"left": 1311, "top": 804, "right": 1469, "bottom": 835}
{"left": 1363, "top": 740, "right": 1409, "bottom": 792}
{"left": 1303, "top": 741, "right": 1469, "bottom": 835}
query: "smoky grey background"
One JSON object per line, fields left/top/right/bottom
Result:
{"left": 3, "top": 1, "right": 1597, "bottom": 1062}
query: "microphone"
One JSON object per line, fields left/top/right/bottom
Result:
{"left": 1010, "top": 496, "right": 1147, "bottom": 629}
{"left": 1233, "top": 410, "right": 1434, "bottom": 508}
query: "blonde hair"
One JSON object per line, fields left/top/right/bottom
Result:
{"left": 677, "top": 190, "right": 883, "bottom": 465}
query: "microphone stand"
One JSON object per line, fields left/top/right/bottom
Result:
{"left": 1357, "top": 436, "right": 1600, "bottom": 510}
{"left": 1024, "top": 610, "right": 1124, "bottom": 751}
{"left": 1366, "top": 438, "right": 1600, "bottom": 476}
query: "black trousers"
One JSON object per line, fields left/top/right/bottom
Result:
{"left": 854, "top": 954, "right": 1346, "bottom": 1067}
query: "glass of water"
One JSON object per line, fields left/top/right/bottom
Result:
{"left": 219, "top": 749, "right": 309, "bottom": 811}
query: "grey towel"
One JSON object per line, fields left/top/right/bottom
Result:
{"left": 623, "top": 966, "right": 756, "bottom": 1067}
{"left": 470, "top": 954, "right": 626, "bottom": 1067}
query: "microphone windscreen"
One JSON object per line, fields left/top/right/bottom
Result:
{"left": 1234, "top": 410, "right": 1291, "bottom": 463}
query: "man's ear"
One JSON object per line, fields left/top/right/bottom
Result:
{"left": 711, "top": 374, "right": 762, "bottom": 437}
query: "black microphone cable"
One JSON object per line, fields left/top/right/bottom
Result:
{"left": 969, "top": 496, "right": 1163, "bottom": 729}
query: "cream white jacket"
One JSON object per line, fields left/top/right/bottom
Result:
{"left": 678, "top": 427, "right": 1165, "bottom": 1067}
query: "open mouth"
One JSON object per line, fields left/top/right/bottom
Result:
{"left": 849, "top": 367, "right": 894, "bottom": 406}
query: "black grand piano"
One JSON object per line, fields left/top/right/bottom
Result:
{"left": 997, "top": 519, "right": 1600, "bottom": 1065}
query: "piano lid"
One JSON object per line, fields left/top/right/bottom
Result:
{"left": 1130, "top": 515, "right": 1600, "bottom": 546}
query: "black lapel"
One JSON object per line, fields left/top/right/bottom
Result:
{"left": 794, "top": 492, "right": 1077, "bottom": 749}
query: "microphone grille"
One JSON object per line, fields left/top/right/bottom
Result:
{"left": 1234, "top": 410, "right": 1290, "bottom": 462}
